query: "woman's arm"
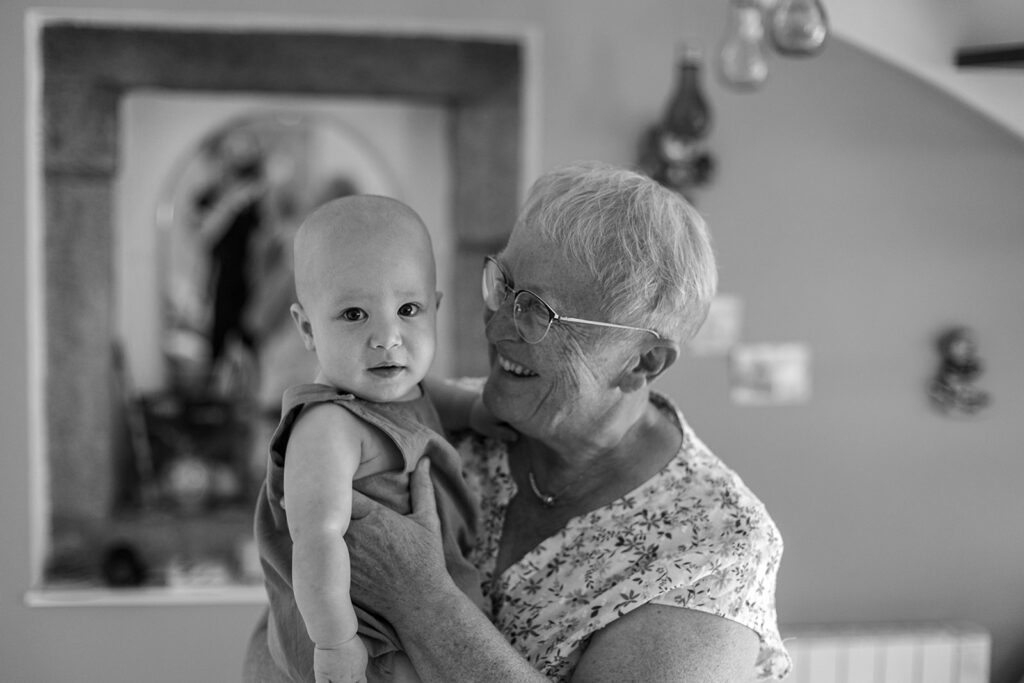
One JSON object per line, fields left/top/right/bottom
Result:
{"left": 572, "top": 604, "right": 760, "bottom": 682}
{"left": 421, "top": 376, "right": 517, "bottom": 440}
{"left": 346, "top": 459, "right": 544, "bottom": 682}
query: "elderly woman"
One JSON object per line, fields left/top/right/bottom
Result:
{"left": 246, "top": 161, "right": 790, "bottom": 681}
{"left": 341, "top": 161, "right": 789, "bottom": 681}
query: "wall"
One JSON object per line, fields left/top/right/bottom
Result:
{"left": 2, "top": 2, "right": 1023, "bottom": 683}
{"left": 668, "top": 37, "right": 1024, "bottom": 683}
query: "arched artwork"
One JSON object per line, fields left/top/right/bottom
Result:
{"left": 156, "top": 111, "right": 399, "bottom": 404}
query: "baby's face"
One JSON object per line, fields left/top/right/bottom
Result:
{"left": 297, "top": 222, "right": 438, "bottom": 403}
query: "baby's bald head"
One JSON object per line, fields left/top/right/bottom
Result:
{"left": 293, "top": 195, "right": 435, "bottom": 307}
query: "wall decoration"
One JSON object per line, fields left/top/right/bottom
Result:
{"left": 687, "top": 294, "right": 744, "bottom": 356}
{"left": 929, "top": 326, "right": 990, "bottom": 417}
{"left": 730, "top": 342, "right": 811, "bottom": 405}
{"left": 637, "top": 44, "right": 715, "bottom": 199}
{"left": 716, "top": 0, "right": 830, "bottom": 91}
{"left": 157, "top": 110, "right": 396, "bottom": 404}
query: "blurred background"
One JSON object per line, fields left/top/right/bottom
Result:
{"left": 3, "top": 1, "right": 1024, "bottom": 681}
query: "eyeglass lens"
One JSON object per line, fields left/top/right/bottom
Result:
{"left": 512, "top": 291, "right": 552, "bottom": 343}
{"left": 482, "top": 259, "right": 507, "bottom": 311}
{"left": 482, "top": 258, "right": 553, "bottom": 343}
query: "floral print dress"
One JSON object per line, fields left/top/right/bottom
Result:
{"left": 456, "top": 392, "right": 792, "bottom": 681}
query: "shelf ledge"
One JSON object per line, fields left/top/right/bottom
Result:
{"left": 25, "top": 584, "right": 268, "bottom": 607}
{"left": 955, "top": 43, "right": 1024, "bottom": 68}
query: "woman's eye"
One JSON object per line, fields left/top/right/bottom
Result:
{"left": 340, "top": 308, "right": 367, "bottom": 322}
{"left": 398, "top": 303, "right": 422, "bottom": 317}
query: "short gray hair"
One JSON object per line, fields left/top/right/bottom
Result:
{"left": 513, "top": 161, "right": 717, "bottom": 342}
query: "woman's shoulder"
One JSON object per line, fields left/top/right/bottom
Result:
{"left": 651, "top": 391, "right": 783, "bottom": 549}
{"left": 644, "top": 394, "right": 790, "bottom": 678}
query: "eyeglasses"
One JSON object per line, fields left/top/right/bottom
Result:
{"left": 481, "top": 256, "right": 662, "bottom": 344}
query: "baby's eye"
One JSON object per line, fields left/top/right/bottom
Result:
{"left": 340, "top": 308, "right": 367, "bottom": 322}
{"left": 398, "top": 303, "right": 422, "bottom": 317}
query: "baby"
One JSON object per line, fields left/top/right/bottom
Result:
{"left": 253, "top": 195, "right": 497, "bottom": 682}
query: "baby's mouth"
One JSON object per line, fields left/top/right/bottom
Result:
{"left": 498, "top": 354, "right": 538, "bottom": 377}
{"left": 369, "top": 363, "right": 406, "bottom": 378}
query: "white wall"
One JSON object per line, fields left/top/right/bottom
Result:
{"left": 4, "top": 2, "right": 1024, "bottom": 682}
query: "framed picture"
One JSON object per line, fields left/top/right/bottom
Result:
{"left": 729, "top": 343, "right": 811, "bottom": 405}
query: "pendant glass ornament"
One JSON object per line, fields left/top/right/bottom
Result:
{"left": 636, "top": 43, "right": 715, "bottom": 197}
{"left": 660, "top": 44, "right": 712, "bottom": 151}
{"left": 769, "top": 0, "right": 829, "bottom": 56}
{"left": 718, "top": 0, "right": 770, "bottom": 90}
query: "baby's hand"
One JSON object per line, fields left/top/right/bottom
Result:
{"left": 313, "top": 635, "right": 369, "bottom": 683}
{"left": 469, "top": 396, "right": 518, "bottom": 442}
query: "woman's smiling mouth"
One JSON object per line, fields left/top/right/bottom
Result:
{"left": 498, "top": 354, "right": 538, "bottom": 377}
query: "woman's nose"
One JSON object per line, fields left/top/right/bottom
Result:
{"left": 484, "top": 297, "right": 517, "bottom": 342}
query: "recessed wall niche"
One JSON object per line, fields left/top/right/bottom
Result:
{"left": 31, "top": 15, "right": 526, "bottom": 599}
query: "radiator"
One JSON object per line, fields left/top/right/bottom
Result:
{"left": 781, "top": 622, "right": 990, "bottom": 683}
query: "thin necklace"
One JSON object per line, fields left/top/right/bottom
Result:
{"left": 526, "top": 467, "right": 588, "bottom": 508}
{"left": 527, "top": 470, "right": 559, "bottom": 507}
{"left": 525, "top": 403, "right": 665, "bottom": 508}
{"left": 518, "top": 438, "right": 600, "bottom": 508}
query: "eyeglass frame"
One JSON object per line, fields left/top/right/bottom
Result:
{"left": 481, "top": 256, "right": 663, "bottom": 343}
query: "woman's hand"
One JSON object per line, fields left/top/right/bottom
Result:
{"left": 349, "top": 458, "right": 546, "bottom": 682}
{"left": 345, "top": 459, "right": 453, "bottom": 622}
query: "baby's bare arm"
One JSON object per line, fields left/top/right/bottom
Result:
{"left": 283, "top": 403, "right": 366, "bottom": 655}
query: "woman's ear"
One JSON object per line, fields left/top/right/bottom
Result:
{"left": 618, "top": 340, "right": 679, "bottom": 393}
{"left": 290, "top": 303, "right": 316, "bottom": 351}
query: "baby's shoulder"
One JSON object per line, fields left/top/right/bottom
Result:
{"left": 286, "top": 401, "right": 373, "bottom": 455}
{"left": 284, "top": 401, "right": 406, "bottom": 478}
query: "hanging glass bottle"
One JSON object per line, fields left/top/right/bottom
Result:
{"left": 658, "top": 44, "right": 711, "bottom": 159}
{"left": 637, "top": 43, "right": 714, "bottom": 195}
{"left": 718, "top": 0, "right": 770, "bottom": 90}
{"left": 769, "top": 0, "right": 829, "bottom": 56}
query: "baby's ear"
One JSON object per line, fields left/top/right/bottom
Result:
{"left": 290, "top": 303, "right": 316, "bottom": 351}
{"left": 435, "top": 291, "right": 444, "bottom": 310}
